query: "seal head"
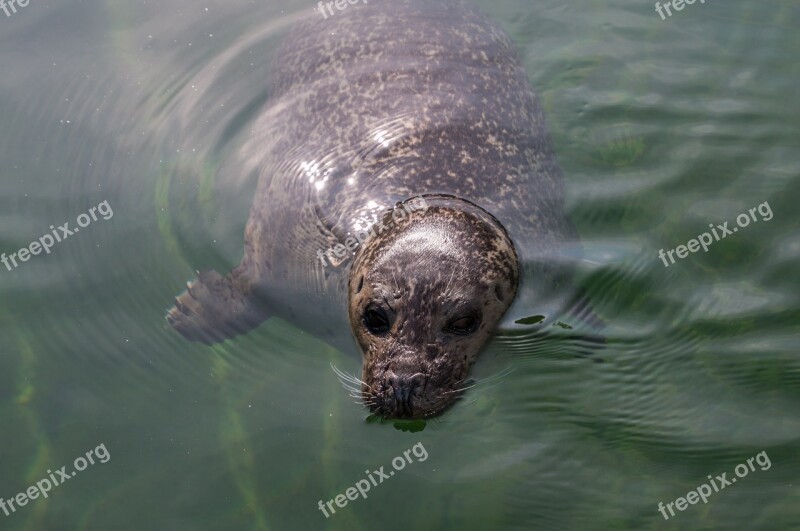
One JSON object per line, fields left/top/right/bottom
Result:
{"left": 348, "top": 195, "right": 520, "bottom": 419}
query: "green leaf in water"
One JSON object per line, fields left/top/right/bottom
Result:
{"left": 364, "top": 414, "right": 427, "bottom": 432}
{"left": 393, "top": 420, "right": 426, "bottom": 433}
{"left": 515, "top": 315, "right": 546, "bottom": 325}
{"left": 365, "top": 413, "right": 383, "bottom": 424}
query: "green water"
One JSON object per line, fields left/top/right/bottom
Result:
{"left": 0, "top": 0, "right": 798, "bottom": 529}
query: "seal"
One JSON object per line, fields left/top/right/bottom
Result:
{"left": 167, "top": 0, "right": 579, "bottom": 419}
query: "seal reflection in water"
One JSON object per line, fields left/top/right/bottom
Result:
{"left": 167, "top": 0, "right": 575, "bottom": 419}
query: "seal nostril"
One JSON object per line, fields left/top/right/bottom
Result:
{"left": 382, "top": 372, "right": 427, "bottom": 417}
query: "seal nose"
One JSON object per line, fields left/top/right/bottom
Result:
{"left": 384, "top": 371, "right": 425, "bottom": 417}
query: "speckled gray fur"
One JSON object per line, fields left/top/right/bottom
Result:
{"left": 168, "top": 0, "right": 576, "bottom": 414}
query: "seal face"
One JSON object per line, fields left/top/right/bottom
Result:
{"left": 167, "top": 0, "right": 577, "bottom": 419}
{"left": 348, "top": 196, "right": 519, "bottom": 418}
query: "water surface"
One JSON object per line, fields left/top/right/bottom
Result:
{"left": 0, "top": 0, "right": 798, "bottom": 529}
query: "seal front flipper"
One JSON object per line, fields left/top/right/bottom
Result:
{"left": 166, "top": 268, "right": 268, "bottom": 345}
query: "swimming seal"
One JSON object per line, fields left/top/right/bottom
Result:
{"left": 167, "top": 0, "right": 578, "bottom": 419}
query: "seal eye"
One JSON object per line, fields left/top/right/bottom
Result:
{"left": 364, "top": 307, "right": 390, "bottom": 334}
{"left": 446, "top": 316, "right": 478, "bottom": 335}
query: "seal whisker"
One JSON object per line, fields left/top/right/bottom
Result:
{"left": 330, "top": 362, "right": 371, "bottom": 388}
{"left": 330, "top": 362, "right": 361, "bottom": 384}
{"left": 478, "top": 365, "right": 516, "bottom": 385}
{"left": 441, "top": 384, "right": 476, "bottom": 395}
{"left": 352, "top": 393, "right": 375, "bottom": 406}
{"left": 426, "top": 401, "right": 455, "bottom": 418}
{"left": 331, "top": 363, "right": 378, "bottom": 395}
{"left": 337, "top": 378, "right": 361, "bottom": 389}
{"left": 467, "top": 366, "right": 516, "bottom": 392}
{"left": 337, "top": 379, "right": 363, "bottom": 393}
{"left": 340, "top": 381, "right": 365, "bottom": 394}
{"left": 339, "top": 375, "right": 362, "bottom": 387}
{"left": 446, "top": 376, "right": 476, "bottom": 391}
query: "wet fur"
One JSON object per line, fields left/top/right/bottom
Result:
{"left": 167, "top": 0, "right": 575, "bottom": 417}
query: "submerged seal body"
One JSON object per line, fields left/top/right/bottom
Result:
{"left": 168, "top": 0, "right": 577, "bottom": 418}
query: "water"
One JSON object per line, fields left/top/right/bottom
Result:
{"left": 1, "top": 0, "right": 798, "bottom": 529}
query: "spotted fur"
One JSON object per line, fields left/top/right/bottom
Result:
{"left": 168, "top": 0, "right": 573, "bottom": 417}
